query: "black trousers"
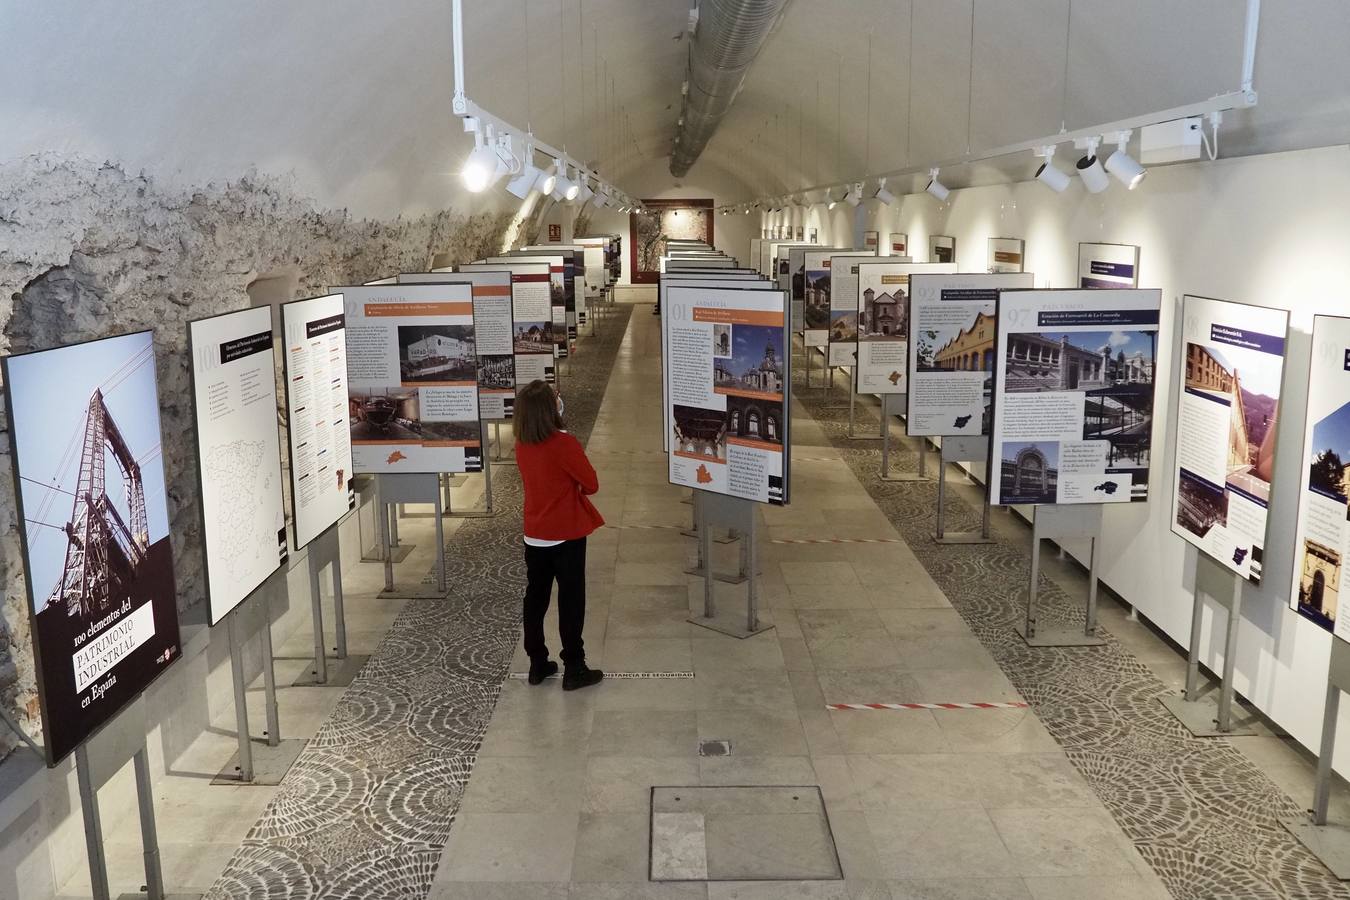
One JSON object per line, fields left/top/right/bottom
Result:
{"left": 522, "top": 537, "right": 588, "bottom": 668}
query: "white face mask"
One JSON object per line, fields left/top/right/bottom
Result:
{"left": 557, "top": 394, "right": 565, "bottom": 417}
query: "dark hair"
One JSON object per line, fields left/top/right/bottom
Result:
{"left": 514, "top": 380, "right": 563, "bottom": 444}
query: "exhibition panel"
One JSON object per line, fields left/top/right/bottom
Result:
{"left": 521, "top": 245, "right": 588, "bottom": 325}
{"left": 824, "top": 252, "right": 879, "bottom": 367}
{"left": 3, "top": 331, "right": 182, "bottom": 764}
{"left": 187, "top": 307, "right": 288, "bottom": 625}
{"left": 1170, "top": 294, "right": 1290, "bottom": 582}
{"left": 398, "top": 270, "right": 517, "bottom": 420}
{"left": 458, "top": 261, "right": 557, "bottom": 386}
{"left": 1079, "top": 243, "right": 1141, "bottom": 289}
{"left": 788, "top": 246, "right": 845, "bottom": 335}
{"left": 1291, "top": 315, "right": 1350, "bottom": 637}
{"left": 664, "top": 284, "right": 790, "bottom": 504}
{"left": 281, "top": 293, "right": 357, "bottom": 549}
{"left": 333, "top": 283, "right": 483, "bottom": 475}
{"left": 929, "top": 234, "right": 957, "bottom": 264}
{"left": 486, "top": 255, "right": 569, "bottom": 356}
{"left": 802, "top": 249, "right": 874, "bottom": 348}
{"left": 989, "top": 288, "right": 1163, "bottom": 506}
{"left": 905, "top": 271, "right": 1033, "bottom": 434}
{"left": 988, "top": 238, "right": 1025, "bottom": 274}
{"left": 887, "top": 232, "right": 909, "bottom": 256}
{"left": 850, "top": 260, "right": 957, "bottom": 395}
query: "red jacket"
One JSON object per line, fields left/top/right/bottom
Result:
{"left": 517, "top": 431, "right": 605, "bottom": 541}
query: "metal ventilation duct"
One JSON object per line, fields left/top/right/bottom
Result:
{"left": 669, "top": 0, "right": 790, "bottom": 178}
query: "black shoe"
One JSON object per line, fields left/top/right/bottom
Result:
{"left": 527, "top": 660, "right": 558, "bottom": 685}
{"left": 562, "top": 666, "right": 604, "bottom": 691}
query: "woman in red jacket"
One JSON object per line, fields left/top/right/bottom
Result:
{"left": 513, "top": 380, "right": 605, "bottom": 691}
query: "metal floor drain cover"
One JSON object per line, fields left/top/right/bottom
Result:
{"left": 698, "top": 740, "right": 731, "bottom": 757}
{"left": 649, "top": 785, "right": 841, "bottom": 882}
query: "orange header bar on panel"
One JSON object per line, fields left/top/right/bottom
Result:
{"left": 693, "top": 308, "right": 782, "bottom": 327}
{"left": 363, "top": 302, "right": 474, "bottom": 317}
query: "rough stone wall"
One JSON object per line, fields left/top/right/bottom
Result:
{"left": 0, "top": 155, "right": 513, "bottom": 758}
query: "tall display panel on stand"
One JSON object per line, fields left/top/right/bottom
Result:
{"left": 988, "top": 288, "right": 1162, "bottom": 646}
{"left": 1163, "top": 294, "right": 1290, "bottom": 736}
{"left": 907, "top": 271, "right": 1032, "bottom": 537}
{"left": 1285, "top": 314, "right": 1350, "bottom": 872}
{"left": 663, "top": 283, "right": 790, "bottom": 638}
{"left": 485, "top": 255, "right": 570, "bottom": 364}
{"left": 3, "top": 330, "right": 183, "bottom": 899}
{"left": 460, "top": 261, "right": 556, "bottom": 389}
{"left": 851, "top": 260, "right": 955, "bottom": 473}
{"left": 281, "top": 294, "right": 358, "bottom": 688}
{"left": 334, "top": 283, "right": 483, "bottom": 600}
{"left": 188, "top": 307, "right": 302, "bottom": 785}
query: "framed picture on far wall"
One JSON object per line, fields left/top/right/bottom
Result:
{"left": 888, "top": 233, "right": 908, "bottom": 256}
{"left": 929, "top": 235, "right": 956, "bottom": 264}
{"left": 795, "top": 225, "right": 804, "bottom": 241}
{"left": 988, "top": 238, "right": 1025, "bottom": 274}
{"left": 809, "top": 228, "right": 818, "bottom": 243}
{"left": 1078, "top": 242, "right": 1140, "bottom": 289}
{"left": 863, "top": 231, "right": 880, "bottom": 251}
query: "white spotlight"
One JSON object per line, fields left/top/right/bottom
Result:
{"left": 1033, "top": 145, "right": 1071, "bottom": 193}
{"left": 1104, "top": 130, "right": 1147, "bottom": 189}
{"left": 1075, "top": 138, "right": 1109, "bottom": 194}
{"left": 925, "top": 169, "right": 950, "bottom": 202}
{"left": 506, "top": 142, "right": 549, "bottom": 199}
{"left": 827, "top": 189, "right": 840, "bottom": 211}
{"left": 550, "top": 163, "right": 576, "bottom": 201}
{"left": 873, "top": 178, "right": 895, "bottom": 206}
{"left": 846, "top": 182, "right": 863, "bottom": 207}
{"left": 461, "top": 120, "right": 508, "bottom": 193}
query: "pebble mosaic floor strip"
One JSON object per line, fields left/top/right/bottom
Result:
{"left": 791, "top": 349, "right": 1350, "bottom": 900}
{"left": 204, "top": 306, "right": 633, "bottom": 900}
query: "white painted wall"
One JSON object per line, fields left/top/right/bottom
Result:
{"left": 768, "top": 143, "right": 1350, "bottom": 775}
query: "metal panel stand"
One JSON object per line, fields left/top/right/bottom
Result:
{"left": 72, "top": 697, "right": 203, "bottom": 900}
{"left": 821, "top": 363, "right": 848, "bottom": 409}
{"left": 377, "top": 473, "right": 450, "bottom": 599}
{"left": 214, "top": 577, "right": 306, "bottom": 784}
{"left": 681, "top": 489, "right": 738, "bottom": 545}
{"left": 934, "top": 435, "right": 994, "bottom": 544}
{"left": 294, "top": 524, "right": 367, "bottom": 687}
{"left": 1160, "top": 554, "right": 1258, "bottom": 736}
{"left": 879, "top": 394, "right": 930, "bottom": 482}
{"left": 382, "top": 501, "right": 415, "bottom": 562}
{"left": 803, "top": 342, "right": 813, "bottom": 388}
{"left": 685, "top": 492, "right": 755, "bottom": 581}
{"left": 1283, "top": 639, "right": 1350, "bottom": 878}
{"left": 1014, "top": 505, "right": 1107, "bottom": 647}
{"left": 446, "top": 430, "right": 499, "bottom": 517}
{"left": 688, "top": 494, "right": 774, "bottom": 639}
{"left": 492, "top": 420, "right": 517, "bottom": 465}
{"left": 846, "top": 390, "right": 882, "bottom": 440}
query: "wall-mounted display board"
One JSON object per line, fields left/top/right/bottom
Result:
{"left": 863, "top": 231, "right": 880, "bottom": 252}
{"left": 4, "top": 330, "right": 182, "bottom": 764}
{"left": 989, "top": 288, "right": 1163, "bottom": 506}
{"left": 1078, "top": 243, "right": 1140, "bottom": 289}
{"left": 905, "top": 272, "right": 1033, "bottom": 435}
{"left": 930, "top": 235, "right": 957, "bottom": 265}
{"left": 334, "top": 284, "right": 482, "bottom": 475}
{"left": 400, "top": 271, "right": 517, "bottom": 420}
{"left": 281, "top": 294, "right": 357, "bottom": 548}
{"left": 851, "top": 261, "right": 957, "bottom": 394}
{"left": 1291, "top": 315, "right": 1350, "bottom": 635}
{"left": 485, "top": 255, "right": 568, "bottom": 358}
{"left": 188, "top": 307, "right": 287, "bottom": 625}
{"left": 887, "top": 233, "right": 908, "bottom": 257}
{"left": 631, "top": 200, "right": 714, "bottom": 284}
{"left": 459, "top": 262, "right": 556, "bottom": 386}
{"left": 824, "top": 252, "right": 879, "bottom": 366}
{"left": 663, "top": 285, "right": 790, "bottom": 505}
{"left": 1170, "top": 295, "right": 1289, "bottom": 582}
{"left": 988, "top": 238, "right": 1025, "bottom": 274}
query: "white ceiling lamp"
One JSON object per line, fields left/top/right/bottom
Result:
{"left": 1033, "top": 145, "right": 1072, "bottom": 193}
{"left": 827, "top": 189, "right": 841, "bottom": 211}
{"left": 575, "top": 174, "right": 595, "bottom": 204}
{"left": 925, "top": 168, "right": 950, "bottom": 202}
{"left": 845, "top": 182, "right": 863, "bottom": 207}
{"left": 563, "top": 166, "right": 581, "bottom": 201}
{"left": 461, "top": 118, "right": 511, "bottom": 193}
{"left": 550, "top": 162, "right": 577, "bottom": 201}
{"left": 873, "top": 178, "right": 896, "bottom": 206}
{"left": 1074, "top": 137, "right": 1110, "bottom": 194}
{"left": 1103, "top": 130, "right": 1148, "bottom": 189}
{"left": 505, "top": 139, "right": 551, "bottom": 199}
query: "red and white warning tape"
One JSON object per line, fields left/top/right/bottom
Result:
{"left": 826, "top": 701, "right": 1029, "bottom": 711}
{"left": 605, "top": 523, "right": 685, "bottom": 531}
{"left": 770, "top": 537, "right": 906, "bottom": 545}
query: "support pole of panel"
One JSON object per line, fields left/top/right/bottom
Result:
{"left": 933, "top": 434, "right": 994, "bottom": 545}
{"left": 446, "top": 428, "right": 498, "bottom": 518}
{"left": 879, "top": 393, "right": 929, "bottom": 482}
{"left": 75, "top": 745, "right": 112, "bottom": 900}
{"left": 846, "top": 389, "right": 881, "bottom": 441}
{"left": 1283, "top": 638, "right": 1350, "bottom": 879}
{"left": 132, "top": 745, "right": 166, "bottom": 900}
{"left": 1160, "top": 555, "right": 1257, "bottom": 736}
{"left": 689, "top": 496, "right": 773, "bottom": 639}
{"left": 227, "top": 611, "right": 254, "bottom": 783}
{"left": 296, "top": 523, "right": 365, "bottom": 687}
{"left": 260, "top": 577, "right": 281, "bottom": 746}
{"left": 1014, "top": 504, "right": 1107, "bottom": 647}
{"left": 377, "top": 473, "right": 450, "bottom": 599}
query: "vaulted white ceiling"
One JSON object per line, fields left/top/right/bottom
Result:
{"left": 2, "top": 1, "right": 1347, "bottom": 218}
